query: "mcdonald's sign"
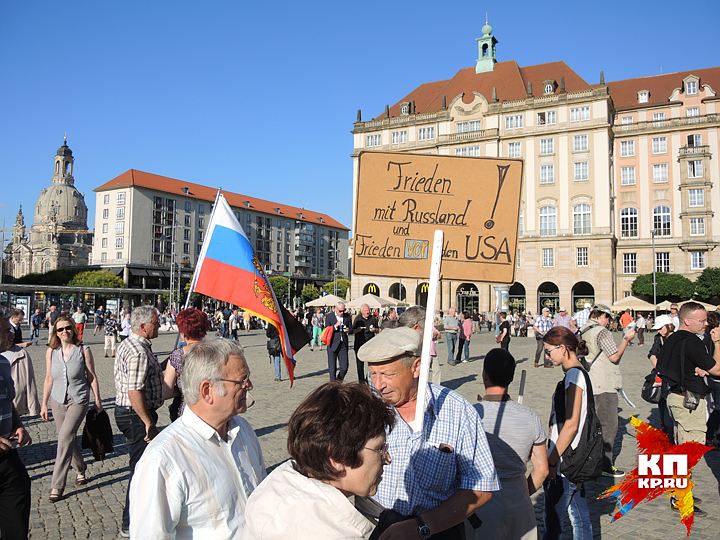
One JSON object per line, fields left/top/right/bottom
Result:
{"left": 419, "top": 282, "right": 429, "bottom": 293}
{"left": 364, "top": 283, "right": 379, "bottom": 295}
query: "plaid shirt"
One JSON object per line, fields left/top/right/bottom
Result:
{"left": 114, "top": 333, "right": 163, "bottom": 409}
{"left": 534, "top": 315, "right": 554, "bottom": 336}
{"left": 373, "top": 384, "right": 499, "bottom": 515}
{"left": 572, "top": 308, "right": 591, "bottom": 329}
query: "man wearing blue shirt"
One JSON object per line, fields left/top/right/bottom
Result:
{"left": 358, "top": 327, "right": 499, "bottom": 539}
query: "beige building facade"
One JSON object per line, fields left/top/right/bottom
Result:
{"left": 92, "top": 170, "right": 350, "bottom": 294}
{"left": 351, "top": 22, "right": 720, "bottom": 315}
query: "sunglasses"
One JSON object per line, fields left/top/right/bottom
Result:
{"left": 56, "top": 326, "right": 73, "bottom": 333}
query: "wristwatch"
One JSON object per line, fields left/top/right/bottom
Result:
{"left": 414, "top": 515, "right": 432, "bottom": 540}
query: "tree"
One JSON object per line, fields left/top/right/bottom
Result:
{"left": 67, "top": 270, "right": 124, "bottom": 288}
{"left": 323, "top": 278, "right": 351, "bottom": 299}
{"left": 301, "top": 284, "right": 320, "bottom": 304}
{"left": 631, "top": 273, "right": 694, "bottom": 302}
{"left": 16, "top": 268, "right": 86, "bottom": 285}
{"left": 694, "top": 267, "right": 720, "bottom": 302}
{"left": 269, "top": 276, "right": 289, "bottom": 301}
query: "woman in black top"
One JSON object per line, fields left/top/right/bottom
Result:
{"left": 499, "top": 312, "right": 511, "bottom": 352}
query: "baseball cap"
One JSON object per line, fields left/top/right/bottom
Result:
{"left": 652, "top": 314, "right": 673, "bottom": 330}
{"left": 584, "top": 303, "right": 592, "bottom": 309}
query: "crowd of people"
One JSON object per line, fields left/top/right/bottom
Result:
{"left": 1, "top": 299, "right": 720, "bottom": 539}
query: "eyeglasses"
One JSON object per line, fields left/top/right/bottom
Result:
{"left": 219, "top": 377, "right": 252, "bottom": 389}
{"left": 364, "top": 442, "right": 391, "bottom": 461}
{"left": 544, "top": 345, "right": 562, "bottom": 357}
{"left": 56, "top": 326, "right": 73, "bottom": 333}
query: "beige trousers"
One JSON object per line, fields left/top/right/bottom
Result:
{"left": 50, "top": 399, "right": 88, "bottom": 490}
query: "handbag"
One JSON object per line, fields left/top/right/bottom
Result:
{"left": 641, "top": 370, "right": 662, "bottom": 404}
{"left": 320, "top": 325, "right": 334, "bottom": 346}
{"left": 495, "top": 334, "right": 502, "bottom": 344}
{"left": 677, "top": 339, "right": 700, "bottom": 411}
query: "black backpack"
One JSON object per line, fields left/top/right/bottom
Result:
{"left": 553, "top": 367, "right": 604, "bottom": 483}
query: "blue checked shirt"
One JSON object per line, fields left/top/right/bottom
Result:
{"left": 534, "top": 315, "right": 554, "bottom": 336}
{"left": 373, "top": 384, "right": 499, "bottom": 515}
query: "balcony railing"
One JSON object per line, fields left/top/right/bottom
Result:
{"left": 678, "top": 145, "right": 711, "bottom": 158}
{"left": 614, "top": 114, "right": 719, "bottom": 135}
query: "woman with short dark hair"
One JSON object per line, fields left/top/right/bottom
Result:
{"left": 244, "top": 382, "right": 395, "bottom": 539}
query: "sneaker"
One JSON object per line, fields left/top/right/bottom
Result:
{"left": 602, "top": 466, "right": 625, "bottom": 478}
{"left": 461, "top": 359, "right": 469, "bottom": 363}
{"left": 671, "top": 497, "right": 707, "bottom": 517}
{"left": 120, "top": 527, "right": 130, "bottom": 537}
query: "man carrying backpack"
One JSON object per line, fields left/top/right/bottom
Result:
{"left": 578, "top": 305, "right": 635, "bottom": 479}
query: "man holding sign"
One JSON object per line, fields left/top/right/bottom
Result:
{"left": 358, "top": 327, "right": 498, "bottom": 539}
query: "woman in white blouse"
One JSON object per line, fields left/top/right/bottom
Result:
{"left": 244, "top": 383, "right": 394, "bottom": 539}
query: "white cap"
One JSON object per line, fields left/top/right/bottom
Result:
{"left": 652, "top": 314, "right": 673, "bottom": 330}
{"left": 584, "top": 303, "right": 592, "bottom": 309}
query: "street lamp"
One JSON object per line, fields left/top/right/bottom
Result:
{"left": 651, "top": 228, "right": 657, "bottom": 319}
{"left": 329, "top": 246, "right": 338, "bottom": 297}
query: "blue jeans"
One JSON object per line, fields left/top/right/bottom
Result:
{"left": 115, "top": 406, "right": 158, "bottom": 530}
{"left": 445, "top": 332, "right": 457, "bottom": 363}
{"left": 543, "top": 476, "right": 592, "bottom": 540}
{"left": 272, "top": 355, "right": 282, "bottom": 380}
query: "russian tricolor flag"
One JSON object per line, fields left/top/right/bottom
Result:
{"left": 190, "top": 193, "right": 307, "bottom": 383}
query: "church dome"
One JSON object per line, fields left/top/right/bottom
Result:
{"left": 56, "top": 142, "right": 73, "bottom": 157}
{"left": 482, "top": 22, "right": 492, "bottom": 36}
{"left": 33, "top": 183, "right": 88, "bottom": 228}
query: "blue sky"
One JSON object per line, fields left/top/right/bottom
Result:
{"left": 1, "top": 1, "right": 719, "bottom": 235}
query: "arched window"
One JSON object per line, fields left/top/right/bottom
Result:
{"left": 55, "top": 162, "right": 60, "bottom": 174}
{"left": 653, "top": 205, "right": 671, "bottom": 237}
{"left": 620, "top": 207, "right": 638, "bottom": 238}
{"left": 573, "top": 203, "right": 591, "bottom": 235}
{"left": 482, "top": 43, "right": 489, "bottom": 57}
{"left": 539, "top": 206, "right": 556, "bottom": 237}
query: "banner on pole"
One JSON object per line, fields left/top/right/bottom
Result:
{"left": 354, "top": 152, "right": 523, "bottom": 283}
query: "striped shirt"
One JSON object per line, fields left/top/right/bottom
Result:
{"left": 114, "top": 334, "right": 163, "bottom": 409}
{"left": 130, "top": 405, "right": 266, "bottom": 539}
{"left": 373, "top": 384, "right": 499, "bottom": 515}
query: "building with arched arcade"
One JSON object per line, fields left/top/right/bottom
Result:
{"left": 351, "top": 22, "right": 719, "bottom": 314}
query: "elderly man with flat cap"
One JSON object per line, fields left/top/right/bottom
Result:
{"left": 357, "top": 327, "right": 498, "bottom": 540}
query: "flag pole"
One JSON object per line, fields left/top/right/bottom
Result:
{"left": 414, "top": 229, "right": 444, "bottom": 433}
{"left": 182, "top": 188, "right": 223, "bottom": 310}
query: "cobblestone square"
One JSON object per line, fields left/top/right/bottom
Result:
{"left": 17, "top": 326, "right": 720, "bottom": 539}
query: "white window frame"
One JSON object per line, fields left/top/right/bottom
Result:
{"left": 542, "top": 248, "right": 555, "bottom": 267}
{"left": 652, "top": 136, "right": 667, "bottom": 154}
{"left": 116, "top": 192, "right": 126, "bottom": 205}
{"left": 623, "top": 253, "right": 637, "bottom": 274}
{"left": 540, "top": 138, "right": 554, "bottom": 155}
{"left": 391, "top": 131, "right": 407, "bottom": 144}
{"left": 366, "top": 134, "right": 382, "bottom": 147}
{"left": 507, "top": 142, "right": 521, "bottom": 158}
{"left": 688, "top": 188, "right": 704, "bottom": 207}
{"left": 653, "top": 205, "right": 672, "bottom": 237}
{"left": 621, "top": 116, "right": 633, "bottom": 125}
{"left": 573, "top": 203, "right": 592, "bottom": 235}
{"left": 456, "top": 121, "right": 481, "bottom": 134}
{"left": 574, "top": 161, "right": 589, "bottom": 181}
{"left": 653, "top": 163, "right": 668, "bottom": 183}
{"left": 691, "top": 251, "right": 706, "bottom": 270}
{"left": 620, "top": 208, "right": 638, "bottom": 238}
{"left": 504, "top": 115, "right": 524, "bottom": 129}
{"left": 621, "top": 166, "right": 636, "bottom": 185}
{"left": 115, "top": 237, "right": 124, "bottom": 249}
{"left": 653, "top": 112, "right": 666, "bottom": 121}
{"left": 687, "top": 134, "right": 702, "bottom": 147}
{"left": 688, "top": 160, "right": 704, "bottom": 178}
{"left": 102, "top": 208, "right": 109, "bottom": 219}
{"left": 115, "top": 221, "right": 125, "bottom": 234}
{"left": 690, "top": 217, "right": 705, "bottom": 236}
{"left": 655, "top": 252, "right": 670, "bottom": 273}
{"left": 638, "top": 91, "right": 649, "bottom": 103}
{"left": 418, "top": 127, "right": 435, "bottom": 141}
{"left": 540, "top": 164, "right": 555, "bottom": 185}
{"left": 576, "top": 247, "right": 588, "bottom": 267}
{"left": 620, "top": 140, "right": 635, "bottom": 157}
{"left": 537, "top": 110, "right": 556, "bottom": 125}
{"left": 686, "top": 81, "right": 698, "bottom": 95}
{"left": 686, "top": 107, "right": 700, "bottom": 117}
{"left": 103, "top": 194, "right": 110, "bottom": 205}
{"left": 101, "top": 238, "right": 107, "bottom": 248}
{"left": 455, "top": 146, "right": 480, "bottom": 157}
{"left": 116, "top": 207, "right": 125, "bottom": 220}
{"left": 102, "top": 223, "right": 108, "bottom": 234}
{"left": 539, "top": 206, "right": 557, "bottom": 236}
{"left": 570, "top": 106, "right": 590, "bottom": 122}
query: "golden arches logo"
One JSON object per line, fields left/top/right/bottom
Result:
{"left": 366, "top": 283, "right": 379, "bottom": 294}
{"left": 419, "top": 283, "right": 429, "bottom": 293}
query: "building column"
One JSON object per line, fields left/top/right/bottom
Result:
{"left": 494, "top": 285, "right": 510, "bottom": 332}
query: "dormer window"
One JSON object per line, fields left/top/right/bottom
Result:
{"left": 638, "top": 90, "right": 649, "bottom": 104}
{"left": 400, "top": 103, "right": 410, "bottom": 115}
{"left": 243, "top": 201, "right": 251, "bottom": 208}
{"left": 686, "top": 80, "right": 698, "bottom": 95}
{"left": 542, "top": 81, "right": 555, "bottom": 95}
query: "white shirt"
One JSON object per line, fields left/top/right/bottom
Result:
{"left": 130, "top": 406, "right": 266, "bottom": 539}
{"left": 243, "top": 460, "right": 374, "bottom": 540}
{"left": 548, "top": 368, "right": 588, "bottom": 473}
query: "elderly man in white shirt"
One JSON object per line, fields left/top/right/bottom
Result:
{"left": 130, "top": 338, "right": 265, "bottom": 539}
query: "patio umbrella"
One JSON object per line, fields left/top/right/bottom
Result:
{"left": 611, "top": 295, "right": 656, "bottom": 311}
{"left": 655, "top": 300, "right": 673, "bottom": 311}
{"left": 346, "top": 293, "right": 398, "bottom": 310}
{"left": 305, "top": 294, "right": 344, "bottom": 307}
{"left": 680, "top": 299, "right": 717, "bottom": 311}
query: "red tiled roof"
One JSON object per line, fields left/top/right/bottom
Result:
{"left": 95, "top": 169, "right": 349, "bottom": 230}
{"left": 375, "top": 60, "right": 593, "bottom": 119}
{"left": 606, "top": 67, "right": 720, "bottom": 110}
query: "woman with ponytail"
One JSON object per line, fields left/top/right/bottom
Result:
{"left": 541, "top": 327, "right": 593, "bottom": 539}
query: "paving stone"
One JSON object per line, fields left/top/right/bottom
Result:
{"left": 17, "top": 325, "right": 720, "bottom": 538}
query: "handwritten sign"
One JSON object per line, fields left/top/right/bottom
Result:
{"left": 353, "top": 152, "right": 523, "bottom": 283}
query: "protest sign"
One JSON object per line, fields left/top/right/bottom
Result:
{"left": 354, "top": 152, "right": 523, "bottom": 283}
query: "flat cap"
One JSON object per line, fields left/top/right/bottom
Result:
{"left": 593, "top": 304, "right": 613, "bottom": 317}
{"left": 357, "top": 327, "right": 421, "bottom": 363}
